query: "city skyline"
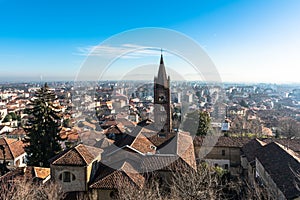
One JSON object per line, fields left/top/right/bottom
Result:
{"left": 1, "top": 0, "right": 300, "bottom": 83}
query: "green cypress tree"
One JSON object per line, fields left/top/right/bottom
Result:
{"left": 197, "top": 111, "right": 211, "bottom": 136}
{"left": 182, "top": 110, "right": 211, "bottom": 136}
{"left": 24, "top": 83, "right": 63, "bottom": 167}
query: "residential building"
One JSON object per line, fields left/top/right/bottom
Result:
{"left": 0, "top": 137, "right": 26, "bottom": 168}
{"left": 50, "top": 144, "right": 103, "bottom": 192}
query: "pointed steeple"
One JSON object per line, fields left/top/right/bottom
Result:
{"left": 157, "top": 51, "right": 168, "bottom": 88}
{"left": 160, "top": 49, "right": 164, "bottom": 64}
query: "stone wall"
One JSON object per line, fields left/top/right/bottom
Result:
{"left": 255, "top": 159, "right": 286, "bottom": 200}
{"left": 89, "top": 189, "right": 114, "bottom": 200}
{"left": 195, "top": 146, "right": 242, "bottom": 175}
{"left": 51, "top": 165, "right": 87, "bottom": 192}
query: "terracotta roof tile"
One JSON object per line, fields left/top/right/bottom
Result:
{"left": 105, "top": 125, "right": 124, "bottom": 135}
{"left": 90, "top": 161, "right": 145, "bottom": 189}
{"left": 157, "top": 132, "right": 196, "bottom": 170}
{"left": 34, "top": 167, "right": 50, "bottom": 179}
{"left": 194, "top": 136, "right": 251, "bottom": 148}
{"left": 114, "top": 126, "right": 156, "bottom": 154}
{"left": 131, "top": 134, "right": 156, "bottom": 154}
{"left": 67, "top": 133, "right": 79, "bottom": 141}
{"left": 9, "top": 140, "right": 26, "bottom": 158}
{"left": 177, "top": 133, "right": 197, "bottom": 170}
{"left": 51, "top": 144, "right": 102, "bottom": 166}
{"left": 0, "top": 138, "right": 25, "bottom": 160}
{"left": 8, "top": 128, "right": 26, "bottom": 136}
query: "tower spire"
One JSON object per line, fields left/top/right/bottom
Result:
{"left": 157, "top": 49, "right": 168, "bottom": 87}
{"left": 160, "top": 48, "right": 164, "bottom": 64}
{"left": 154, "top": 52, "right": 172, "bottom": 134}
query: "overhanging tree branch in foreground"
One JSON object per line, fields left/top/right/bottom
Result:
{"left": 115, "top": 163, "right": 270, "bottom": 200}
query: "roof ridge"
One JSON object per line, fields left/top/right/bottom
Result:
{"left": 176, "top": 134, "right": 180, "bottom": 155}
{"left": 2, "top": 137, "right": 15, "bottom": 159}
{"left": 274, "top": 142, "right": 300, "bottom": 163}
{"left": 127, "top": 126, "right": 143, "bottom": 147}
{"left": 121, "top": 162, "right": 140, "bottom": 175}
{"left": 119, "top": 161, "right": 128, "bottom": 172}
{"left": 90, "top": 170, "right": 118, "bottom": 188}
{"left": 2, "top": 137, "right": 9, "bottom": 145}
{"left": 176, "top": 132, "right": 192, "bottom": 154}
{"left": 255, "top": 138, "right": 267, "bottom": 146}
{"left": 75, "top": 144, "right": 90, "bottom": 165}
{"left": 119, "top": 162, "right": 143, "bottom": 188}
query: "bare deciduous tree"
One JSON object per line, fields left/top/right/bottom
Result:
{"left": 0, "top": 179, "right": 65, "bottom": 200}
{"left": 115, "top": 163, "right": 273, "bottom": 200}
{"left": 279, "top": 117, "right": 300, "bottom": 138}
{"left": 116, "top": 175, "right": 166, "bottom": 200}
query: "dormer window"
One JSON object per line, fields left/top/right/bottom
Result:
{"left": 150, "top": 145, "right": 157, "bottom": 150}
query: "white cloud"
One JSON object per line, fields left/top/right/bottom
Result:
{"left": 75, "top": 43, "right": 166, "bottom": 59}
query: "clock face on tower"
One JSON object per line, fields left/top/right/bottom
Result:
{"left": 158, "top": 93, "right": 165, "bottom": 102}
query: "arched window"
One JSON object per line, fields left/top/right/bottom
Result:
{"left": 59, "top": 171, "right": 76, "bottom": 182}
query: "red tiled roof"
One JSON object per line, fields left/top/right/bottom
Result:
{"left": 51, "top": 144, "right": 102, "bottom": 166}
{"left": 158, "top": 132, "right": 196, "bottom": 170}
{"left": 8, "top": 128, "right": 26, "bottom": 136}
{"left": 177, "top": 132, "right": 197, "bottom": 170}
{"left": 33, "top": 167, "right": 50, "bottom": 179}
{"left": 90, "top": 161, "right": 145, "bottom": 189}
{"left": 0, "top": 138, "right": 25, "bottom": 160}
{"left": 115, "top": 126, "right": 156, "bottom": 154}
{"left": 131, "top": 133, "right": 156, "bottom": 154}
{"left": 194, "top": 136, "right": 251, "bottom": 148}
{"left": 104, "top": 125, "right": 124, "bottom": 135}
{"left": 10, "top": 140, "right": 25, "bottom": 158}
{"left": 67, "top": 133, "right": 79, "bottom": 141}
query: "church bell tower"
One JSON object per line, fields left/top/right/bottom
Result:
{"left": 154, "top": 52, "right": 172, "bottom": 135}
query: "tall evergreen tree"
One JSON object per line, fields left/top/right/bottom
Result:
{"left": 182, "top": 110, "right": 211, "bottom": 136}
{"left": 24, "top": 83, "right": 63, "bottom": 167}
{"left": 197, "top": 111, "right": 211, "bottom": 136}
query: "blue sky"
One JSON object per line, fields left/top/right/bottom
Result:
{"left": 0, "top": 0, "right": 300, "bottom": 83}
